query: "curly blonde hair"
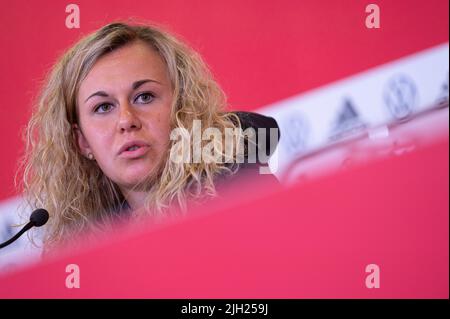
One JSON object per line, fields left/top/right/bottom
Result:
{"left": 16, "top": 21, "right": 242, "bottom": 250}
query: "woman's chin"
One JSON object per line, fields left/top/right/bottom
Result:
{"left": 118, "top": 168, "right": 158, "bottom": 189}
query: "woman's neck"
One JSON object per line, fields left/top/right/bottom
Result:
{"left": 121, "top": 189, "right": 147, "bottom": 211}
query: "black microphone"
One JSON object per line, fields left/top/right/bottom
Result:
{"left": 0, "top": 208, "right": 49, "bottom": 249}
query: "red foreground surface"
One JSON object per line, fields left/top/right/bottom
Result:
{"left": 0, "top": 137, "right": 448, "bottom": 298}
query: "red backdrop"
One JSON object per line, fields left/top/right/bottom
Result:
{"left": 0, "top": 0, "right": 448, "bottom": 200}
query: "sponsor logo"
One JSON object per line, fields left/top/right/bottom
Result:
{"left": 383, "top": 75, "right": 418, "bottom": 121}
{"left": 329, "top": 98, "right": 366, "bottom": 141}
{"left": 282, "top": 113, "right": 310, "bottom": 156}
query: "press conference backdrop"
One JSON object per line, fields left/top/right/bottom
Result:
{"left": 0, "top": 0, "right": 448, "bottom": 296}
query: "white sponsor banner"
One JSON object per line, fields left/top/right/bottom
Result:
{"left": 260, "top": 43, "right": 449, "bottom": 179}
{"left": 0, "top": 197, "right": 43, "bottom": 274}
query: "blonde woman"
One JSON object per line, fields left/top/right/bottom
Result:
{"left": 17, "top": 22, "right": 280, "bottom": 252}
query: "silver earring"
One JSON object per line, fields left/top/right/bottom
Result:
{"left": 87, "top": 153, "right": 94, "bottom": 160}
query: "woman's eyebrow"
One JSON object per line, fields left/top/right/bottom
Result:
{"left": 84, "top": 79, "right": 161, "bottom": 103}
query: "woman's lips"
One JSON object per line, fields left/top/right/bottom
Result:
{"left": 118, "top": 145, "right": 150, "bottom": 159}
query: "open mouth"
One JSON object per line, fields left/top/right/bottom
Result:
{"left": 120, "top": 145, "right": 150, "bottom": 158}
{"left": 126, "top": 145, "right": 140, "bottom": 152}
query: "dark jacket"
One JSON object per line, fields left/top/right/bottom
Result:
{"left": 214, "top": 111, "right": 281, "bottom": 188}
{"left": 232, "top": 111, "right": 280, "bottom": 166}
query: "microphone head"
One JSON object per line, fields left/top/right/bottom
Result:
{"left": 30, "top": 209, "right": 49, "bottom": 227}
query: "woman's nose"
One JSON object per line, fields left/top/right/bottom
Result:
{"left": 118, "top": 104, "right": 142, "bottom": 132}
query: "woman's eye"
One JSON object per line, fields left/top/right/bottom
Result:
{"left": 94, "top": 103, "right": 113, "bottom": 113}
{"left": 135, "top": 92, "right": 154, "bottom": 104}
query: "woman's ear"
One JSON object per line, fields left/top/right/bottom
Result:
{"left": 72, "top": 123, "right": 92, "bottom": 158}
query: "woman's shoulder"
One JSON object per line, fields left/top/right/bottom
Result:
{"left": 214, "top": 110, "right": 282, "bottom": 190}
{"left": 228, "top": 110, "right": 280, "bottom": 165}
{"left": 232, "top": 111, "right": 280, "bottom": 133}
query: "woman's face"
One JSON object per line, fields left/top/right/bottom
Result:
{"left": 75, "top": 40, "right": 173, "bottom": 191}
